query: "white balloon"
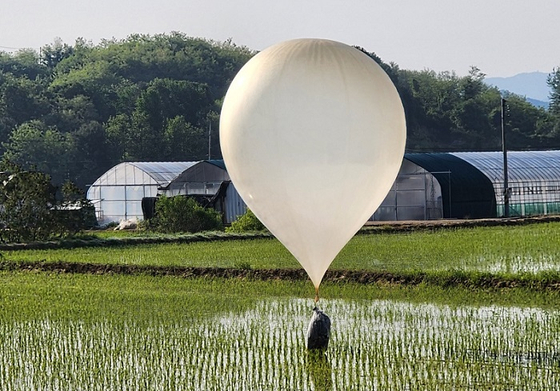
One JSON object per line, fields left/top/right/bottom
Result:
{"left": 220, "top": 39, "right": 406, "bottom": 291}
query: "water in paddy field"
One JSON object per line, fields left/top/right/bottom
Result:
{"left": 1, "top": 299, "right": 560, "bottom": 390}
{"left": 467, "top": 254, "right": 560, "bottom": 274}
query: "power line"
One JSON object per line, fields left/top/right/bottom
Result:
{"left": 0, "top": 44, "right": 40, "bottom": 51}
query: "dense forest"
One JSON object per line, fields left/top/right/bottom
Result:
{"left": 1, "top": 32, "right": 560, "bottom": 190}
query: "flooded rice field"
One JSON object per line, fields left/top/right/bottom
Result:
{"left": 2, "top": 297, "right": 559, "bottom": 390}
{"left": 466, "top": 254, "right": 560, "bottom": 274}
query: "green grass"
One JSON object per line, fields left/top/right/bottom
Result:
{"left": 1, "top": 272, "right": 560, "bottom": 390}
{"left": 2, "top": 272, "right": 560, "bottom": 320}
{"left": 4, "top": 223, "right": 560, "bottom": 277}
{"left": 3, "top": 222, "right": 560, "bottom": 389}
{"left": 341, "top": 222, "right": 560, "bottom": 274}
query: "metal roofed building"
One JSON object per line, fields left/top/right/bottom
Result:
{"left": 160, "top": 160, "right": 247, "bottom": 224}
{"left": 87, "top": 160, "right": 247, "bottom": 227}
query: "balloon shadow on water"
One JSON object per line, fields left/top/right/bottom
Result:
{"left": 305, "top": 350, "right": 333, "bottom": 391}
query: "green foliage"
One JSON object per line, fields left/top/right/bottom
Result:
{"left": 226, "top": 209, "right": 267, "bottom": 233}
{"left": 548, "top": 68, "right": 560, "bottom": 135}
{"left": 0, "top": 34, "right": 254, "bottom": 188}
{"left": 107, "top": 78, "right": 212, "bottom": 161}
{"left": 148, "top": 195, "right": 222, "bottom": 233}
{"left": 40, "top": 38, "right": 74, "bottom": 69}
{"left": 0, "top": 162, "right": 94, "bottom": 242}
{"left": 548, "top": 68, "right": 560, "bottom": 113}
{"left": 0, "top": 34, "right": 560, "bottom": 194}
{"left": 0, "top": 162, "right": 58, "bottom": 242}
{"left": 395, "top": 67, "right": 555, "bottom": 151}
{"left": 2, "top": 120, "right": 73, "bottom": 185}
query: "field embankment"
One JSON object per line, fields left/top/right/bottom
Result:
{"left": 2, "top": 259, "right": 560, "bottom": 291}
{"left": 1, "top": 217, "right": 560, "bottom": 290}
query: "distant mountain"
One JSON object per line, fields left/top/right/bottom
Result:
{"left": 485, "top": 72, "right": 551, "bottom": 108}
{"left": 525, "top": 97, "right": 549, "bottom": 109}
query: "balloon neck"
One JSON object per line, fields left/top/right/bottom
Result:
{"left": 314, "top": 286, "right": 320, "bottom": 303}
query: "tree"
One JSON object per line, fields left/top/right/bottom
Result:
{"left": 68, "top": 121, "right": 114, "bottom": 188}
{"left": 450, "top": 69, "right": 501, "bottom": 150}
{"left": 548, "top": 68, "right": 560, "bottom": 113}
{"left": 40, "top": 38, "right": 74, "bottom": 70}
{"left": 0, "top": 162, "right": 57, "bottom": 242}
{"left": 0, "top": 162, "right": 94, "bottom": 242}
{"left": 163, "top": 116, "right": 206, "bottom": 160}
{"left": 501, "top": 93, "right": 554, "bottom": 149}
{"left": 135, "top": 78, "right": 213, "bottom": 129}
{"left": 53, "top": 94, "right": 100, "bottom": 133}
{"left": 548, "top": 68, "right": 560, "bottom": 136}
{"left": 2, "top": 120, "right": 72, "bottom": 185}
{"left": 106, "top": 78, "right": 213, "bottom": 161}
{"left": 0, "top": 49, "right": 46, "bottom": 79}
{"left": 0, "top": 74, "right": 50, "bottom": 126}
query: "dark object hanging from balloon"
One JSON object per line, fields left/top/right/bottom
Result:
{"left": 306, "top": 307, "right": 331, "bottom": 350}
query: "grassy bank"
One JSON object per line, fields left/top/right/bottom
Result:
{"left": 3, "top": 222, "right": 560, "bottom": 276}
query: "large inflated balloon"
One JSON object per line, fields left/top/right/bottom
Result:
{"left": 220, "top": 39, "right": 406, "bottom": 291}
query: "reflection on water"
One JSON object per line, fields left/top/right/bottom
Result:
{"left": 2, "top": 298, "right": 560, "bottom": 390}
{"left": 466, "top": 254, "right": 560, "bottom": 273}
{"left": 306, "top": 350, "right": 333, "bottom": 391}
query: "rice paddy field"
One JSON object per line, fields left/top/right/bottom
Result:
{"left": 3, "top": 222, "right": 560, "bottom": 275}
{"left": 1, "top": 222, "right": 560, "bottom": 390}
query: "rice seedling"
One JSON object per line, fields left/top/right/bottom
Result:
{"left": 1, "top": 273, "right": 559, "bottom": 390}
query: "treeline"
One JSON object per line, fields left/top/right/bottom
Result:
{"left": 0, "top": 33, "right": 253, "bottom": 188}
{"left": 1, "top": 33, "right": 560, "bottom": 190}
{"left": 360, "top": 48, "right": 560, "bottom": 153}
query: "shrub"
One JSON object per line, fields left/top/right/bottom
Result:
{"left": 0, "top": 164, "right": 95, "bottom": 242}
{"left": 148, "top": 195, "right": 223, "bottom": 233}
{"left": 226, "top": 209, "right": 267, "bottom": 233}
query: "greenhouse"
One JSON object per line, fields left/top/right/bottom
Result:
{"left": 87, "top": 161, "right": 246, "bottom": 227}
{"left": 88, "top": 151, "right": 560, "bottom": 227}
{"left": 371, "top": 153, "right": 496, "bottom": 221}
{"left": 87, "top": 162, "right": 197, "bottom": 226}
{"left": 371, "top": 158, "right": 444, "bottom": 221}
{"left": 371, "top": 151, "right": 560, "bottom": 221}
{"left": 452, "top": 151, "right": 560, "bottom": 217}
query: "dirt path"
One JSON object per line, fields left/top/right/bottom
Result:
{"left": 362, "top": 215, "right": 560, "bottom": 232}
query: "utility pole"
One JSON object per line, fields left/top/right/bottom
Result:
{"left": 208, "top": 121, "right": 212, "bottom": 160}
{"left": 501, "top": 98, "right": 510, "bottom": 217}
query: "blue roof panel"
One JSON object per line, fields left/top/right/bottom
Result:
{"left": 452, "top": 151, "right": 560, "bottom": 183}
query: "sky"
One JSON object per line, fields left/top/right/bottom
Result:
{"left": 1, "top": 0, "right": 559, "bottom": 78}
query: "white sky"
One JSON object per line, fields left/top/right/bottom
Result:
{"left": 1, "top": 0, "right": 558, "bottom": 77}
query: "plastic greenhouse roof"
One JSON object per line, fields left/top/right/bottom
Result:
{"left": 451, "top": 151, "right": 560, "bottom": 183}
{"left": 129, "top": 161, "right": 199, "bottom": 185}
{"left": 405, "top": 153, "right": 497, "bottom": 218}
